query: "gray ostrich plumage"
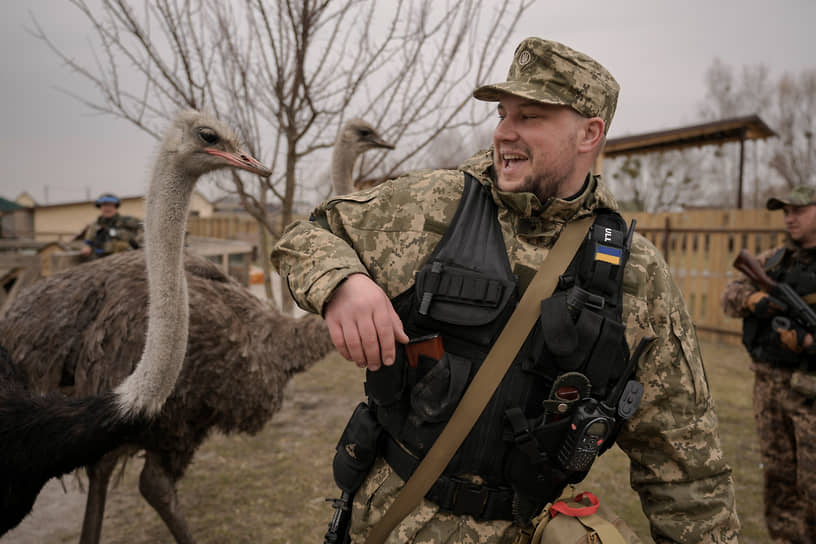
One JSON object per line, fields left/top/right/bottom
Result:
{"left": 1, "top": 251, "right": 334, "bottom": 544}
{"left": 2, "top": 251, "right": 334, "bottom": 432}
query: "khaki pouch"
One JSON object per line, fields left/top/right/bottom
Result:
{"left": 514, "top": 492, "right": 641, "bottom": 544}
{"left": 791, "top": 370, "right": 816, "bottom": 398}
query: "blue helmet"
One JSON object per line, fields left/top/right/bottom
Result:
{"left": 95, "top": 193, "right": 121, "bottom": 208}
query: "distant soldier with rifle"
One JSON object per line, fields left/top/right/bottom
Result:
{"left": 722, "top": 184, "right": 816, "bottom": 542}
{"left": 79, "top": 193, "right": 143, "bottom": 260}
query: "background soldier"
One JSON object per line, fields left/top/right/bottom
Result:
{"left": 273, "top": 38, "right": 739, "bottom": 543}
{"left": 722, "top": 185, "right": 816, "bottom": 542}
{"left": 79, "top": 193, "right": 143, "bottom": 260}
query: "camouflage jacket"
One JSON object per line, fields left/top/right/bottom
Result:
{"left": 80, "top": 213, "right": 143, "bottom": 258}
{"left": 272, "top": 150, "right": 739, "bottom": 543}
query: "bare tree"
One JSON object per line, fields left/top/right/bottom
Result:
{"left": 768, "top": 71, "right": 816, "bottom": 188}
{"left": 31, "top": 0, "right": 532, "bottom": 309}
{"left": 608, "top": 151, "right": 704, "bottom": 212}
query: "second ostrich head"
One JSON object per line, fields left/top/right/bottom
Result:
{"left": 115, "top": 110, "right": 271, "bottom": 418}
{"left": 332, "top": 118, "right": 394, "bottom": 195}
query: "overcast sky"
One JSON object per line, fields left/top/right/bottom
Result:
{"left": 1, "top": 1, "right": 814, "bottom": 205}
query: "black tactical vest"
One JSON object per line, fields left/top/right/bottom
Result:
{"left": 362, "top": 175, "right": 638, "bottom": 522}
{"left": 743, "top": 247, "right": 816, "bottom": 367}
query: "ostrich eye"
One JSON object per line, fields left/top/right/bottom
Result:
{"left": 198, "top": 128, "right": 219, "bottom": 145}
{"left": 358, "top": 129, "right": 372, "bottom": 138}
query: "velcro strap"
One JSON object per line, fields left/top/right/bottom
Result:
{"left": 435, "top": 273, "right": 504, "bottom": 306}
{"left": 505, "top": 407, "right": 546, "bottom": 463}
{"left": 549, "top": 492, "right": 600, "bottom": 518}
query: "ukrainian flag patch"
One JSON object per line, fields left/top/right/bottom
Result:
{"left": 595, "top": 244, "right": 622, "bottom": 265}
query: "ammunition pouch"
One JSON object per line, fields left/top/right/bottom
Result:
{"left": 333, "top": 402, "right": 383, "bottom": 494}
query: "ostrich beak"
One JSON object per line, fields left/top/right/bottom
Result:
{"left": 367, "top": 135, "right": 395, "bottom": 150}
{"left": 204, "top": 148, "right": 273, "bottom": 177}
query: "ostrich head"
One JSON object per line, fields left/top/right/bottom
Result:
{"left": 337, "top": 118, "right": 394, "bottom": 157}
{"left": 161, "top": 110, "right": 272, "bottom": 180}
{"left": 332, "top": 118, "right": 394, "bottom": 195}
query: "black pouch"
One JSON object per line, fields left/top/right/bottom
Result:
{"left": 533, "top": 294, "right": 598, "bottom": 373}
{"left": 503, "top": 416, "right": 576, "bottom": 504}
{"left": 538, "top": 294, "right": 577, "bottom": 358}
{"left": 410, "top": 352, "right": 472, "bottom": 423}
{"left": 365, "top": 351, "right": 407, "bottom": 406}
{"left": 333, "top": 402, "right": 383, "bottom": 494}
{"left": 400, "top": 352, "right": 472, "bottom": 454}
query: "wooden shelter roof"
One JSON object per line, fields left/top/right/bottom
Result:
{"left": 603, "top": 114, "right": 776, "bottom": 158}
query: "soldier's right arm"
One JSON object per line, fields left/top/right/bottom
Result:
{"left": 271, "top": 216, "right": 370, "bottom": 316}
{"left": 272, "top": 210, "right": 409, "bottom": 370}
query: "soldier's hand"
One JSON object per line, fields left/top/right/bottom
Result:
{"left": 324, "top": 273, "right": 409, "bottom": 371}
{"left": 744, "top": 291, "right": 787, "bottom": 318}
{"left": 80, "top": 245, "right": 91, "bottom": 257}
{"left": 775, "top": 322, "right": 815, "bottom": 353}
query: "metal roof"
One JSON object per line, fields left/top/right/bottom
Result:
{"left": 0, "top": 197, "right": 24, "bottom": 212}
{"left": 603, "top": 114, "right": 776, "bottom": 158}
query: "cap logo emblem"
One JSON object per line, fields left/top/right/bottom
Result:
{"left": 517, "top": 50, "right": 532, "bottom": 67}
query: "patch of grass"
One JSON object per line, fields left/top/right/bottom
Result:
{"left": 36, "top": 343, "right": 769, "bottom": 543}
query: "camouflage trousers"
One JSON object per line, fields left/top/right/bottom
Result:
{"left": 349, "top": 457, "right": 519, "bottom": 544}
{"left": 347, "top": 457, "right": 641, "bottom": 544}
{"left": 753, "top": 363, "right": 816, "bottom": 543}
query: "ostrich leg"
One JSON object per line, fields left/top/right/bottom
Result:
{"left": 78, "top": 450, "right": 118, "bottom": 544}
{"left": 139, "top": 450, "right": 195, "bottom": 544}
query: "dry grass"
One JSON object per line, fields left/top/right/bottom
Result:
{"left": 17, "top": 341, "right": 768, "bottom": 543}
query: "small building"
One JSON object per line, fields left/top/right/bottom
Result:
{"left": 0, "top": 198, "right": 30, "bottom": 240}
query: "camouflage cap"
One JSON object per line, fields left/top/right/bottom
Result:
{"left": 473, "top": 38, "right": 619, "bottom": 134}
{"left": 766, "top": 185, "right": 816, "bottom": 210}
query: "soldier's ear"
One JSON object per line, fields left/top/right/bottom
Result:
{"left": 577, "top": 117, "right": 604, "bottom": 154}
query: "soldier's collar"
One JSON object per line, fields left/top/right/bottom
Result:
{"left": 458, "top": 149, "right": 618, "bottom": 219}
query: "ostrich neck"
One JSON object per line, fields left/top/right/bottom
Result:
{"left": 115, "top": 157, "right": 195, "bottom": 417}
{"left": 331, "top": 140, "right": 357, "bottom": 196}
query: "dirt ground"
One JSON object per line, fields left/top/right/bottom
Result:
{"left": 2, "top": 340, "right": 770, "bottom": 544}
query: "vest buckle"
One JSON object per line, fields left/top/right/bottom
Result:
{"left": 566, "top": 285, "right": 605, "bottom": 313}
{"left": 419, "top": 261, "right": 444, "bottom": 315}
{"left": 451, "top": 480, "right": 489, "bottom": 516}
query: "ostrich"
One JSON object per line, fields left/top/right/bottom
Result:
{"left": 0, "top": 110, "right": 274, "bottom": 539}
{"left": 332, "top": 118, "right": 394, "bottom": 195}
{"left": 0, "top": 116, "right": 393, "bottom": 544}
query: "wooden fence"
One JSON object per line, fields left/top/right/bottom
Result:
{"left": 622, "top": 208, "right": 787, "bottom": 345}
{"left": 187, "top": 215, "right": 260, "bottom": 244}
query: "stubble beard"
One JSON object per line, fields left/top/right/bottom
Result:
{"left": 520, "top": 155, "right": 577, "bottom": 203}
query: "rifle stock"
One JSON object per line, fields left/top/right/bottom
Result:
{"left": 733, "top": 249, "right": 777, "bottom": 292}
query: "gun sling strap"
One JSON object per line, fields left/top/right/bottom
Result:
{"left": 365, "top": 215, "right": 595, "bottom": 544}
